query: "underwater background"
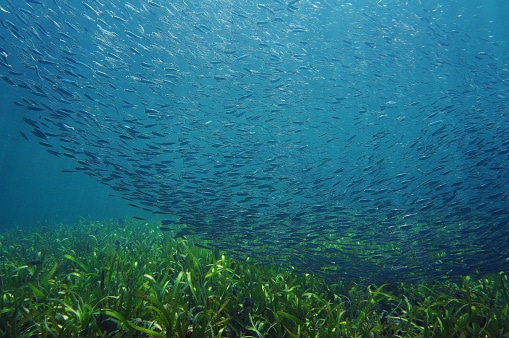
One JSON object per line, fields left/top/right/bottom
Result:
{"left": 1, "top": 0, "right": 509, "bottom": 336}
{"left": 1, "top": 0, "right": 509, "bottom": 282}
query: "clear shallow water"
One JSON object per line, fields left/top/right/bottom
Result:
{"left": 0, "top": 0, "right": 508, "bottom": 282}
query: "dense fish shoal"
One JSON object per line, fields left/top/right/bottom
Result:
{"left": 1, "top": 0, "right": 508, "bottom": 282}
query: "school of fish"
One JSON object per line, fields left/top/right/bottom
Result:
{"left": 1, "top": 0, "right": 508, "bottom": 282}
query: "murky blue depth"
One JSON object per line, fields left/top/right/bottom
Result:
{"left": 1, "top": 0, "right": 508, "bottom": 282}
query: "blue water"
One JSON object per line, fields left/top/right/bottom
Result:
{"left": 0, "top": 0, "right": 508, "bottom": 281}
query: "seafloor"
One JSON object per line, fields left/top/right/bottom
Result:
{"left": 1, "top": 219, "right": 508, "bottom": 337}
